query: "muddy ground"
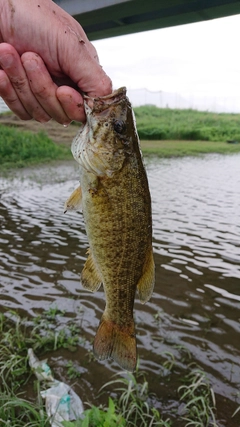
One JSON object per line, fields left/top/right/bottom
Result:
{"left": 0, "top": 113, "right": 78, "bottom": 146}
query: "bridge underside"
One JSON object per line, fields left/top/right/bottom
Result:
{"left": 55, "top": 0, "right": 240, "bottom": 40}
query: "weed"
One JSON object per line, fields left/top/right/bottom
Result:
{"left": 232, "top": 400, "right": 240, "bottom": 418}
{"left": 0, "top": 310, "right": 84, "bottom": 392}
{"left": 43, "top": 306, "right": 66, "bottom": 320}
{"left": 0, "top": 391, "right": 49, "bottom": 426}
{"left": 66, "top": 361, "right": 81, "bottom": 380}
{"left": 61, "top": 398, "right": 126, "bottom": 427}
{"left": 178, "top": 366, "right": 218, "bottom": 426}
{"left": 162, "top": 351, "right": 176, "bottom": 372}
{"left": 86, "top": 348, "right": 95, "bottom": 363}
{"left": 101, "top": 371, "right": 171, "bottom": 426}
{"left": 153, "top": 311, "right": 163, "bottom": 322}
{"left": 173, "top": 344, "right": 192, "bottom": 364}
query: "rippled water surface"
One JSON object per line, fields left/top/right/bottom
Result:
{"left": 0, "top": 154, "right": 240, "bottom": 425}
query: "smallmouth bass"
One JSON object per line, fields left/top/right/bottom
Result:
{"left": 65, "top": 87, "right": 155, "bottom": 372}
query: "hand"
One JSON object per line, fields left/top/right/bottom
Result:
{"left": 0, "top": 0, "right": 112, "bottom": 123}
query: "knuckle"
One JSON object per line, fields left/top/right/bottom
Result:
{"left": 33, "top": 85, "right": 49, "bottom": 98}
{"left": 11, "top": 76, "right": 28, "bottom": 92}
{"left": 0, "top": 70, "right": 10, "bottom": 90}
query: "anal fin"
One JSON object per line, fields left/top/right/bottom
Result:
{"left": 93, "top": 314, "right": 137, "bottom": 372}
{"left": 137, "top": 248, "right": 155, "bottom": 303}
{"left": 81, "top": 249, "right": 102, "bottom": 292}
{"left": 64, "top": 185, "right": 82, "bottom": 213}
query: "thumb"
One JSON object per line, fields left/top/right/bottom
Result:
{"left": 58, "top": 29, "right": 112, "bottom": 97}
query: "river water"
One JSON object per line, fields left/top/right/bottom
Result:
{"left": 0, "top": 154, "right": 240, "bottom": 425}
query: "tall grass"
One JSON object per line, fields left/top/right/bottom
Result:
{"left": 0, "top": 125, "right": 70, "bottom": 168}
{"left": 134, "top": 106, "right": 240, "bottom": 141}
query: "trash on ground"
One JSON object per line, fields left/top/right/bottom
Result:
{"left": 28, "top": 348, "right": 84, "bottom": 427}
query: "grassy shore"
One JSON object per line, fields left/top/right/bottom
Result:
{"left": 135, "top": 106, "right": 240, "bottom": 141}
{"left": 0, "top": 123, "right": 71, "bottom": 169}
{"left": 1, "top": 114, "right": 240, "bottom": 169}
{"left": 140, "top": 139, "right": 240, "bottom": 157}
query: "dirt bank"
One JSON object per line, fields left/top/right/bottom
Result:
{"left": 0, "top": 113, "right": 79, "bottom": 147}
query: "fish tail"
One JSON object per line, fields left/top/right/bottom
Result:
{"left": 93, "top": 314, "right": 137, "bottom": 372}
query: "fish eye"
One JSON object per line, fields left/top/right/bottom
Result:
{"left": 113, "top": 120, "right": 126, "bottom": 134}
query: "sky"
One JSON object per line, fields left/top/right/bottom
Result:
{"left": 93, "top": 14, "right": 240, "bottom": 110}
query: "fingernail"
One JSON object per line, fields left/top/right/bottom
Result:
{"left": 0, "top": 53, "right": 13, "bottom": 68}
{"left": 22, "top": 58, "right": 38, "bottom": 71}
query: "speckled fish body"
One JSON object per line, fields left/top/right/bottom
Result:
{"left": 66, "top": 87, "right": 155, "bottom": 371}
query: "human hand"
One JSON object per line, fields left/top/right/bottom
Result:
{"left": 0, "top": 0, "right": 112, "bottom": 124}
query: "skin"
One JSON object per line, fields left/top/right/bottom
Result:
{"left": 0, "top": 0, "right": 112, "bottom": 124}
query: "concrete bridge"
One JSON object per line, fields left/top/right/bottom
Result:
{"left": 54, "top": 0, "right": 240, "bottom": 40}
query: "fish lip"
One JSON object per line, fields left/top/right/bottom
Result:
{"left": 84, "top": 87, "right": 127, "bottom": 112}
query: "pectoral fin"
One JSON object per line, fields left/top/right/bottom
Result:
{"left": 81, "top": 249, "right": 102, "bottom": 292}
{"left": 137, "top": 248, "right": 155, "bottom": 304}
{"left": 64, "top": 185, "right": 82, "bottom": 213}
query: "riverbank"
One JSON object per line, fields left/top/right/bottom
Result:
{"left": 1, "top": 113, "right": 240, "bottom": 169}
{"left": 141, "top": 139, "right": 240, "bottom": 156}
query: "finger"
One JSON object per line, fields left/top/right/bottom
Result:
{"left": 0, "top": 43, "right": 51, "bottom": 122}
{"left": 72, "top": 53, "right": 112, "bottom": 98}
{"left": 60, "top": 38, "right": 112, "bottom": 98}
{"left": 0, "top": 70, "right": 31, "bottom": 120}
{"left": 56, "top": 86, "right": 85, "bottom": 123}
{"left": 22, "top": 52, "right": 71, "bottom": 125}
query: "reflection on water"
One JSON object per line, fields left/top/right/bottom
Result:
{"left": 0, "top": 155, "right": 240, "bottom": 423}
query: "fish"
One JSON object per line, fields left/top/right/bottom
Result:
{"left": 65, "top": 87, "right": 155, "bottom": 372}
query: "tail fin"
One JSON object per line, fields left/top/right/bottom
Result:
{"left": 93, "top": 315, "right": 137, "bottom": 372}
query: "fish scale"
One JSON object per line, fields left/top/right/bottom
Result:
{"left": 65, "top": 87, "right": 155, "bottom": 371}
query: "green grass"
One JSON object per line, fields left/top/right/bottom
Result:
{"left": 134, "top": 106, "right": 240, "bottom": 142}
{"left": 101, "top": 371, "right": 170, "bottom": 427}
{"left": 1, "top": 108, "right": 240, "bottom": 169}
{"left": 178, "top": 367, "right": 217, "bottom": 426}
{"left": 140, "top": 139, "right": 240, "bottom": 157}
{"left": 0, "top": 124, "right": 70, "bottom": 168}
{"left": 0, "top": 392, "right": 48, "bottom": 427}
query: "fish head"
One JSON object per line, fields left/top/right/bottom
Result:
{"left": 71, "top": 87, "right": 136, "bottom": 177}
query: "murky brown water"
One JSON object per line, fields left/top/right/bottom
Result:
{"left": 0, "top": 154, "right": 240, "bottom": 425}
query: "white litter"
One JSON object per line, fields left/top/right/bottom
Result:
{"left": 28, "top": 348, "right": 54, "bottom": 382}
{"left": 28, "top": 348, "right": 84, "bottom": 427}
{"left": 41, "top": 381, "right": 84, "bottom": 427}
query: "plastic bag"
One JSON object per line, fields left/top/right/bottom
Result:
{"left": 28, "top": 348, "right": 84, "bottom": 427}
{"left": 41, "top": 381, "right": 84, "bottom": 427}
{"left": 28, "top": 348, "right": 54, "bottom": 381}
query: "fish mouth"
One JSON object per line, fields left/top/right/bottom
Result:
{"left": 84, "top": 87, "right": 127, "bottom": 113}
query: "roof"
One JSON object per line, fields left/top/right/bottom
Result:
{"left": 54, "top": 0, "right": 240, "bottom": 40}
